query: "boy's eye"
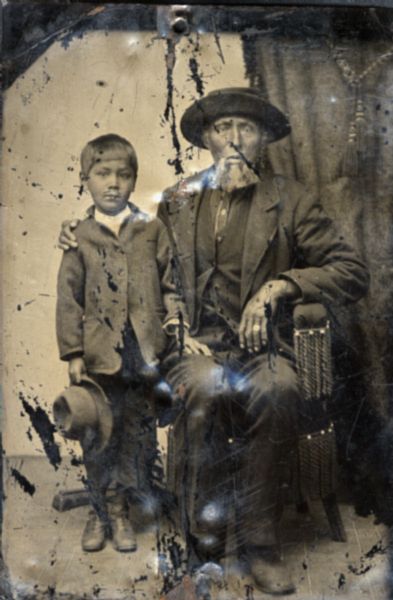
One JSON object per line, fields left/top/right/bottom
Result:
{"left": 119, "top": 172, "right": 132, "bottom": 179}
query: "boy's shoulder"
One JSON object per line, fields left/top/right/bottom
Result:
{"left": 71, "top": 212, "right": 96, "bottom": 241}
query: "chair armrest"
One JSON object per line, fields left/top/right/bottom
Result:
{"left": 293, "top": 303, "right": 328, "bottom": 330}
{"left": 293, "top": 303, "right": 332, "bottom": 400}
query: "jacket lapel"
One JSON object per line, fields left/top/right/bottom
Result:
{"left": 166, "top": 170, "right": 213, "bottom": 326}
{"left": 241, "top": 177, "right": 281, "bottom": 308}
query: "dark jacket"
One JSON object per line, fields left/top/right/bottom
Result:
{"left": 158, "top": 168, "right": 369, "bottom": 334}
{"left": 56, "top": 205, "right": 181, "bottom": 375}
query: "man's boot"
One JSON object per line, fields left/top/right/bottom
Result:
{"left": 247, "top": 546, "right": 295, "bottom": 595}
{"left": 110, "top": 494, "right": 137, "bottom": 552}
{"left": 81, "top": 509, "right": 107, "bottom": 552}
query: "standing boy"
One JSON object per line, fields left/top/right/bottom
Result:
{"left": 56, "top": 134, "right": 179, "bottom": 552}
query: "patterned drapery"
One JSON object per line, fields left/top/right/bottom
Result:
{"left": 243, "top": 23, "right": 393, "bottom": 517}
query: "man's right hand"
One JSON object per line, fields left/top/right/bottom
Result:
{"left": 176, "top": 329, "right": 212, "bottom": 357}
{"left": 68, "top": 357, "right": 86, "bottom": 384}
{"left": 58, "top": 219, "right": 79, "bottom": 250}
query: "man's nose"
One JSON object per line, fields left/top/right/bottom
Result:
{"left": 228, "top": 126, "right": 241, "bottom": 149}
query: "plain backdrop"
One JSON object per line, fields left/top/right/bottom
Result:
{"left": 2, "top": 30, "right": 248, "bottom": 456}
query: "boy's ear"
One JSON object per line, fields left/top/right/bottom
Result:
{"left": 79, "top": 172, "right": 88, "bottom": 184}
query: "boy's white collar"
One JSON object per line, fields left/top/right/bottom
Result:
{"left": 94, "top": 205, "right": 132, "bottom": 235}
{"left": 94, "top": 204, "right": 132, "bottom": 224}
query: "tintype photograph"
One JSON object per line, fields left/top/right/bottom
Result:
{"left": 2, "top": 2, "right": 393, "bottom": 599}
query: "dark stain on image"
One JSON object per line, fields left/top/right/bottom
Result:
{"left": 19, "top": 392, "right": 61, "bottom": 470}
{"left": 164, "top": 38, "right": 184, "bottom": 176}
{"left": 10, "top": 467, "right": 36, "bottom": 496}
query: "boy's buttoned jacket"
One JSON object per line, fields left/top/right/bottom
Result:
{"left": 56, "top": 205, "right": 180, "bottom": 375}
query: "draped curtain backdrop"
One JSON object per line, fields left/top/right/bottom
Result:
{"left": 243, "top": 12, "right": 393, "bottom": 517}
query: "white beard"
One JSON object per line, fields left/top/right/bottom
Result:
{"left": 214, "top": 157, "right": 261, "bottom": 192}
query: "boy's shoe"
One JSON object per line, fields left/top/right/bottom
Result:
{"left": 81, "top": 512, "right": 107, "bottom": 552}
{"left": 111, "top": 516, "right": 137, "bottom": 552}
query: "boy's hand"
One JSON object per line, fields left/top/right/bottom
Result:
{"left": 68, "top": 357, "right": 86, "bottom": 384}
{"left": 58, "top": 219, "right": 79, "bottom": 251}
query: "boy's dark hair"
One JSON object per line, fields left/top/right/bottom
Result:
{"left": 80, "top": 134, "right": 138, "bottom": 179}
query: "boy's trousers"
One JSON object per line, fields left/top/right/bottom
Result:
{"left": 80, "top": 374, "right": 157, "bottom": 519}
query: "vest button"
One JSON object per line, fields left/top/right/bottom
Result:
{"left": 217, "top": 235, "right": 223, "bottom": 243}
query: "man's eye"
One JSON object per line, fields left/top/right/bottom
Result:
{"left": 215, "top": 124, "right": 230, "bottom": 133}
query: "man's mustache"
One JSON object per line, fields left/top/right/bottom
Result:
{"left": 220, "top": 143, "right": 262, "bottom": 178}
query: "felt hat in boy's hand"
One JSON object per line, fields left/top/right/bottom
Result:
{"left": 53, "top": 377, "right": 113, "bottom": 453}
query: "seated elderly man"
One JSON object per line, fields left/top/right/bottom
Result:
{"left": 59, "top": 88, "right": 368, "bottom": 595}
{"left": 157, "top": 88, "right": 368, "bottom": 595}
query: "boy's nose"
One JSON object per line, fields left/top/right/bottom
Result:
{"left": 108, "top": 175, "right": 120, "bottom": 188}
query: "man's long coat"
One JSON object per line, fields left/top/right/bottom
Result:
{"left": 157, "top": 168, "right": 369, "bottom": 333}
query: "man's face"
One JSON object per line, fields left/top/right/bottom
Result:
{"left": 203, "top": 116, "right": 265, "bottom": 191}
{"left": 203, "top": 116, "right": 263, "bottom": 165}
{"left": 84, "top": 158, "right": 135, "bottom": 216}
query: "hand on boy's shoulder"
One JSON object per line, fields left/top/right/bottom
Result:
{"left": 57, "top": 211, "right": 166, "bottom": 251}
{"left": 58, "top": 219, "right": 80, "bottom": 251}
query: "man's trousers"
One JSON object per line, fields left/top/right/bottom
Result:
{"left": 166, "top": 338, "right": 300, "bottom": 555}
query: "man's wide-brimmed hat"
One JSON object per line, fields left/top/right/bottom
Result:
{"left": 53, "top": 377, "right": 112, "bottom": 452}
{"left": 180, "top": 87, "right": 291, "bottom": 149}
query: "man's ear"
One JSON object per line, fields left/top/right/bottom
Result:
{"left": 260, "top": 129, "right": 270, "bottom": 147}
{"left": 202, "top": 129, "right": 211, "bottom": 149}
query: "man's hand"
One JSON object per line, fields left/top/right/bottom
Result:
{"left": 239, "top": 280, "right": 299, "bottom": 354}
{"left": 184, "top": 334, "right": 213, "bottom": 356}
{"left": 58, "top": 219, "right": 79, "bottom": 251}
{"left": 68, "top": 357, "right": 86, "bottom": 384}
{"left": 176, "top": 328, "right": 212, "bottom": 356}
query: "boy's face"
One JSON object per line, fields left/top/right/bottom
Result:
{"left": 84, "top": 158, "right": 135, "bottom": 215}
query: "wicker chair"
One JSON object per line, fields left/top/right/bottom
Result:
{"left": 292, "top": 302, "right": 346, "bottom": 542}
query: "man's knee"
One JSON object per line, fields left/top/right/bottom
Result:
{"left": 178, "top": 359, "right": 227, "bottom": 429}
{"left": 244, "top": 357, "right": 300, "bottom": 414}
